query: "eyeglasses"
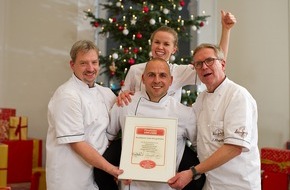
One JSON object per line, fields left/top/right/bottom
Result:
{"left": 192, "top": 57, "right": 221, "bottom": 69}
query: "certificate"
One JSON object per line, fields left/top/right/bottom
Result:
{"left": 118, "top": 116, "right": 177, "bottom": 182}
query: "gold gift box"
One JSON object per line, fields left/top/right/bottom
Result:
{"left": 0, "top": 144, "right": 8, "bottom": 187}
{"left": 8, "top": 116, "right": 28, "bottom": 140}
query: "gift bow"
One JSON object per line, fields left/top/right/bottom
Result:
{"left": 261, "top": 158, "right": 290, "bottom": 173}
{"left": 14, "top": 117, "right": 27, "bottom": 140}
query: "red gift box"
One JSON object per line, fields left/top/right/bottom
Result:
{"left": 2, "top": 139, "right": 33, "bottom": 183}
{"left": 0, "top": 109, "right": 16, "bottom": 120}
{"left": 30, "top": 167, "right": 46, "bottom": 190}
{"left": 261, "top": 171, "right": 289, "bottom": 190}
{"left": 0, "top": 187, "right": 11, "bottom": 190}
{"left": 261, "top": 147, "right": 290, "bottom": 174}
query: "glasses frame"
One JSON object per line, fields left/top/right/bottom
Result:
{"left": 192, "top": 57, "right": 222, "bottom": 69}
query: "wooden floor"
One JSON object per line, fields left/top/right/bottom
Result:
{"left": 7, "top": 183, "right": 30, "bottom": 190}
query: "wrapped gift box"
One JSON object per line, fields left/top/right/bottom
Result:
{"left": 0, "top": 187, "right": 11, "bottom": 190}
{"left": 2, "top": 139, "right": 33, "bottom": 183}
{"left": 261, "top": 170, "right": 288, "bottom": 190}
{"left": 0, "top": 109, "right": 16, "bottom": 120}
{"left": 0, "top": 123, "right": 8, "bottom": 142}
{"left": 30, "top": 167, "right": 46, "bottom": 190}
{"left": 261, "top": 147, "right": 290, "bottom": 174}
{"left": 0, "top": 144, "right": 8, "bottom": 187}
{"left": 32, "top": 139, "right": 42, "bottom": 168}
{"left": 0, "top": 108, "right": 16, "bottom": 142}
{"left": 8, "top": 116, "right": 28, "bottom": 140}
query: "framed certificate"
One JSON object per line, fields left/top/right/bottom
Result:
{"left": 118, "top": 116, "right": 178, "bottom": 182}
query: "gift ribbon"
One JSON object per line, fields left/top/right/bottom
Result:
{"left": 14, "top": 117, "right": 27, "bottom": 140}
{"left": 261, "top": 158, "right": 290, "bottom": 173}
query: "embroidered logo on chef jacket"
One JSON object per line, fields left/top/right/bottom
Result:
{"left": 234, "top": 127, "right": 248, "bottom": 138}
{"left": 212, "top": 128, "right": 224, "bottom": 142}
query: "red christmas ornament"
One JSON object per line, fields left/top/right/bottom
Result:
{"left": 123, "top": 48, "right": 129, "bottom": 54}
{"left": 133, "top": 47, "right": 139, "bottom": 54}
{"left": 136, "top": 32, "right": 142, "bottom": 39}
{"left": 112, "top": 17, "right": 117, "bottom": 22}
{"left": 128, "top": 58, "right": 135, "bottom": 65}
{"left": 118, "top": 25, "right": 124, "bottom": 31}
{"left": 120, "top": 80, "right": 125, "bottom": 86}
{"left": 199, "top": 21, "right": 204, "bottom": 27}
{"left": 143, "top": 6, "right": 149, "bottom": 13}
{"left": 110, "top": 72, "right": 115, "bottom": 76}
{"left": 179, "top": 0, "right": 185, "bottom": 7}
{"left": 93, "top": 22, "right": 99, "bottom": 27}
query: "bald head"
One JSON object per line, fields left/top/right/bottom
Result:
{"left": 142, "top": 58, "right": 173, "bottom": 102}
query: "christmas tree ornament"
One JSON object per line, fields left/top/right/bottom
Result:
{"left": 179, "top": 0, "right": 185, "bottom": 7}
{"left": 93, "top": 22, "right": 99, "bottom": 27}
{"left": 143, "top": 6, "right": 149, "bottom": 13}
{"left": 199, "top": 21, "right": 204, "bottom": 27}
{"left": 112, "top": 53, "right": 118, "bottom": 59}
{"left": 109, "top": 61, "right": 117, "bottom": 73}
{"left": 118, "top": 25, "right": 124, "bottom": 31}
{"left": 116, "top": 2, "right": 121, "bottom": 7}
{"left": 136, "top": 32, "right": 142, "bottom": 39}
{"left": 131, "top": 19, "right": 137, "bottom": 25}
{"left": 123, "top": 28, "right": 129, "bottom": 35}
{"left": 170, "top": 54, "right": 176, "bottom": 62}
{"left": 120, "top": 80, "right": 125, "bottom": 86}
{"left": 128, "top": 58, "right": 135, "bottom": 65}
{"left": 133, "top": 47, "right": 139, "bottom": 54}
{"left": 123, "top": 48, "right": 129, "bottom": 54}
{"left": 163, "top": 8, "right": 169, "bottom": 15}
{"left": 149, "top": 18, "right": 156, "bottom": 25}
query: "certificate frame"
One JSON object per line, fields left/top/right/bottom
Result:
{"left": 118, "top": 116, "right": 177, "bottom": 182}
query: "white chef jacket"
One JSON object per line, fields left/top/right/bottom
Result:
{"left": 122, "top": 62, "right": 200, "bottom": 101}
{"left": 193, "top": 78, "right": 261, "bottom": 190}
{"left": 107, "top": 91, "right": 196, "bottom": 190}
{"left": 46, "top": 74, "right": 116, "bottom": 190}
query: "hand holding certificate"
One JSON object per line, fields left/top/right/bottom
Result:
{"left": 118, "top": 116, "right": 177, "bottom": 182}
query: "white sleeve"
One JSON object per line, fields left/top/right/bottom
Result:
{"left": 224, "top": 89, "right": 257, "bottom": 152}
{"left": 185, "top": 107, "right": 197, "bottom": 146}
{"left": 173, "top": 64, "right": 201, "bottom": 86}
{"left": 107, "top": 104, "right": 122, "bottom": 141}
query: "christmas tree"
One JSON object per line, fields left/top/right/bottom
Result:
{"left": 84, "top": 0, "right": 209, "bottom": 104}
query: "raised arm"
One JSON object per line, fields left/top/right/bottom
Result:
{"left": 219, "top": 10, "right": 237, "bottom": 60}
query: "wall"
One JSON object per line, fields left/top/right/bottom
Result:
{"left": 216, "top": 0, "right": 289, "bottom": 148}
{"left": 0, "top": 0, "right": 95, "bottom": 165}
{"left": 199, "top": 0, "right": 289, "bottom": 148}
{"left": 0, "top": 0, "right": 289, "bottom": 166}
